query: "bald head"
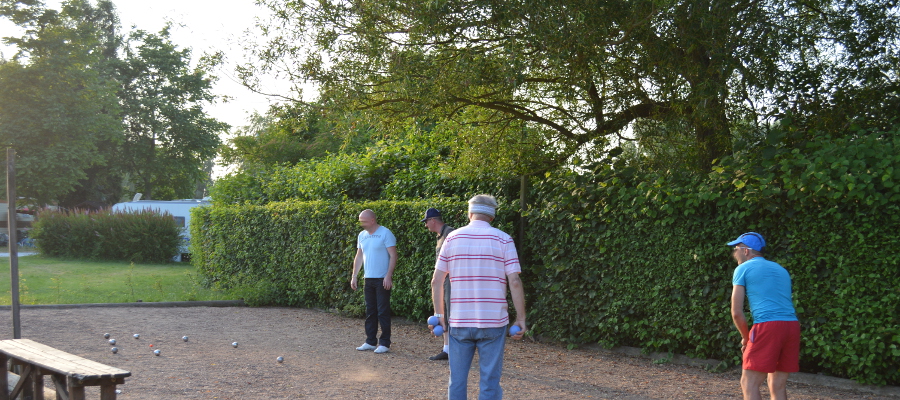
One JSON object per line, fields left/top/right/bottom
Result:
{"left": 358, "top": 209, "right": 378, "bottom": 233}
{"left": 359, "top": 209, "right": 376, "bottom": 220}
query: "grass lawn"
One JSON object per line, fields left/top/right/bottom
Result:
{"left": 0, "top": 255, "right": 235, "bottom": 305}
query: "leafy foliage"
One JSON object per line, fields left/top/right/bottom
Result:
{"left": 190, "top": 199, "right": 518, "bottom": 320}
{"left": 117, "top": 26, "right": 227, "bottom": 200}
{"left": 32, "top": 208, "right": 182, "bottom": 263}
{"left": 248, "top": 0, "right": 900, "bottom": 171}
{"left": 0, "top": 0, "right": 123, "bottom": 205}
{"left": 525, "top": 125, "right": 900, "bottom": 385}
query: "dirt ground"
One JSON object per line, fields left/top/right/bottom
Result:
{"left": 0, "top": 306, "right": 892, "bottom": 399}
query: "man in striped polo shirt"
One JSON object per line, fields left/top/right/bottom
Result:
{"left": 431, "top": 194, "right": 527, "bottom": 400}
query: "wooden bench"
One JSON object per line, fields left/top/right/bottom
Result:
{"left": 0, "top": 339, "right": 131, "bottom": 400}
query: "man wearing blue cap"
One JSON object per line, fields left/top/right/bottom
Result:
{"left": 422, "top": 207, "right": 454, "bottom": 360}
{"left": 727, "top": 232, "right": 800, "bottom": 400}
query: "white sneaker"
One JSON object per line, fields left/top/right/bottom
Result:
{"left": 374, "top": 345, "right": 390, "bottom": 354}
{"left": 356, "top": 343, "right": 376, "bottom": 351}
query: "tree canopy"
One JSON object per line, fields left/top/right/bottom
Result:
{"left": 246, "top": 0, "right": 900, "bottom": 173}
{"left": 0, "top": 0, "right": 227, "bottom": 205}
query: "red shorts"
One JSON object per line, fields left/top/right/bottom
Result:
{"left": 743, "top": 320, "right": 801, "bottom": 373}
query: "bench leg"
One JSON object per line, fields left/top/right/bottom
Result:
{"left": 66, "top": 378, "right": 85, "bottom": 400}
{"left": 51, "top": 374, "right": 67, "bottom": 400}
{"left": 31, "top": 368, "right": 45, "bottom": 400}
{"left": 0, "top": 354, "right": 7, "bottom": 400}
{"left": 99, "top": 384, "right": 117, "bottom": 400}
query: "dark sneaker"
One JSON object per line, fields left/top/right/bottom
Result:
{"left": 428, "top": 351, "right": 449, "bottom": 360}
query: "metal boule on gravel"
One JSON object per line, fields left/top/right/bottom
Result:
{"left": 103, "top": 333, "right": 110, "bottom": 339}
{"left": 232, "top": 342, "right": 238, "bottom": 348}
{"left": 277, "top": 356, "right": 284, "bottom": 363}
{"left": 153, "top": 349, "right": 161, "bottom": 356}
{"left": 108, "top": 339, "right": 116, "bottom": 345}
{"left": 111, "top": 347, "right": 118, "bottom": 354}
{"left": 182, "top": 336, "right": 189, "bottom": 342}
{"left": 133, "top": 334, "right": 140, "bottom": 339}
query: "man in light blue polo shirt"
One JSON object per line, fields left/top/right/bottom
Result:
{"left": 350, "top": 209, "right": 397, "bottom": 354}
{"left": 728, "top": 232, "right": 800, "bottom": 400}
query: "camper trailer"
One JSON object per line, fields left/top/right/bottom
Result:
{"left": 111, "top": 197, "right": 211, "bottom": 261}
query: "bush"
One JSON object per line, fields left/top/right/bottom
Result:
{"left": 190, "top": 199, "right": 518, "bottom": 321}
{"left": 32, "top": 208, "right": 182, "bottom": 263}
{"left": 524, "top": 126, "right": 900, "bottom": 385}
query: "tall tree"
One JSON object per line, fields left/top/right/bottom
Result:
{"left": 0, "top": 0, "right": 123, "bottom": 205}
{"left": 117, "top": 26, "right": 227, "bottom": 200}
{"left": 246, "top": 0, "right": 900, "bottom": 172}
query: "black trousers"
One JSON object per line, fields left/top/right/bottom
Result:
{"left": 364, "top": 278, "right": 392, "bottom": 347}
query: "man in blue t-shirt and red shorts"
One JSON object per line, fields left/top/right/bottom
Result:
{"left": 728, "top": 232, "right": 800, "bottom": 400}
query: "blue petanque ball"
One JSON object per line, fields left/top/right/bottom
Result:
{"left": 433, "top": 325, "right": 444, "bottom": 336}
{"left": 427, "top": 316, "right": 440, "bottom": 326}
{"left": 509, "top": 325, "right": 521, "bottom": 336}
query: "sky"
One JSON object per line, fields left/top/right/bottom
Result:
{"left": 0, "top": 0, "right": 293, "bottom": 133}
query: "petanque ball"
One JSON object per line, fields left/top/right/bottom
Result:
{"left": 103, "top": 333, "right": 110, "bottom": 339}
{"left": 108, "top": 339, "right": 116, "bottom": 345}
{"left": 277, "top": 356, "right": 284, "bottom": 363}
{"left": 427, "top": 316, "right": 440, "bottom": 326}
{"left": 154, "top": 349, "right": 161, "bottom": 356}
{"left": 182, "top": 336, "right": 189, "bottom": 342}
{"left": 133, "top": 334, "right": 140, "bottom": 339}
{"left": 433, "top": 325, "right": 444, "bottom": 336}
{"left": 232, "top": 342, "right": 239, "bottom": 348}
{"left": 509, "top": 325, "right": 521, "bottom": 336}
{"left": 111, "top": 347, "right": 118, "bottom": 354}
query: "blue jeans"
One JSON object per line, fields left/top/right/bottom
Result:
{"left": 448, "top": 326, "right": 507, "bottom": 400}
{"left": 363, "top": 278, "right": 391, "bottom": 347}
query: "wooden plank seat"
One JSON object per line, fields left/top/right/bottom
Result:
{"left": 0, "top": 339, "right": 130, "bottom": 400}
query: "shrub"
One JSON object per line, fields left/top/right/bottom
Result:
{"left": 32, "top": 208, "right": 182, "bottom": 263}
{"left": 190, "top": 199, "right": 518, "bottom": 321}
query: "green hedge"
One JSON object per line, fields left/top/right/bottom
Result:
{"left": 31, "top": 209, "right": 182, "bottom": 263}
{"left": 525, "top": 128, "right": 900, "bottom": 385}
{"left": 190, "top": 199, "right": 517, "bottom": 320}
{"left": 194, "top": 127, "right": 899, "bottom": 386}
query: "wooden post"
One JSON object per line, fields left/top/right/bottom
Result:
{"left": 67, "top": 378, "right": 85, "bottom": 400}
{"left": 7, "top": 148, "right": 20, "bottom": 339}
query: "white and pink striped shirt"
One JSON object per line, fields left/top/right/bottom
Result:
{"left": 435, "top": 220, "right": 521, "bottom": 328}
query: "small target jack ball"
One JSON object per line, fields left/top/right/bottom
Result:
{"left": 153, "top": 349, "right": 161, "bottom": 356}
{"left": 232, "top": 342, "right": 239, "bottom": 348}
{"left": 108, "top": 339, "right": 116, "bottom": 345}
{"left": 182, "top": 336, "right": 189, "bottom": 342}
{"left": 509, "top": 325, "right": 521, "bottom": 336}
{"left": 277, "top": 356, "right": 284, "bottom": 363}
{"left": 111, "top": 347, "right": 118, "bottom": 354}
{"left": 433, "top": 325, "right": 444, "bottom": 336}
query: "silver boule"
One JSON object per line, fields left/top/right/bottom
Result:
{"left": 103, "top": 333, "right": 110, "bottom": 339}
{"left": 277, "top": 356, "right": 284, "bottom": 363}
{"left": 231, "top": 342, "right": 238, "bottom": 348}
{"left": 153, "top": 349, "right": 161, "bottom": 356}
{"left": 111, "top": 347, "right": 118, "bottom": 354}
{"left": 182, "top": 336, "right": 189, "bottom": 342}
{"left": 133, "top": 334, "right": 140, "bottom": 339}
{"left": 108, "top": 339, "right": 116, "bottom": 345}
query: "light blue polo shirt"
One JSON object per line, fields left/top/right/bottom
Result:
{"left": 357, "top": 226, "right": 396, "bottom": 278}
{"left": 732, "top": 257, "right": 798, "bottom": 323}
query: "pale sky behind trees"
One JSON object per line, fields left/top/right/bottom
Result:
{"left": 0, "top": 0, "right": 288, "bottom": 135}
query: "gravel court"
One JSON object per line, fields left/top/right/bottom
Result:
{"left": 0, "top": 306, "right": 892, "bottom": 399}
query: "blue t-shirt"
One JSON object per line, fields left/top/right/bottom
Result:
{"left": 357, "top": 226, "right": 397, "bottom": 278}
{"left": 732, "top": 257, "right": 798, "bottom": 323}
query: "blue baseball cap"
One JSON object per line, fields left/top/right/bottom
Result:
{"left": 726, "top": 232, "right": 766, "bottom": 251}
{"left": 421, "top": 208, "right": 442, "bottom": 222}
